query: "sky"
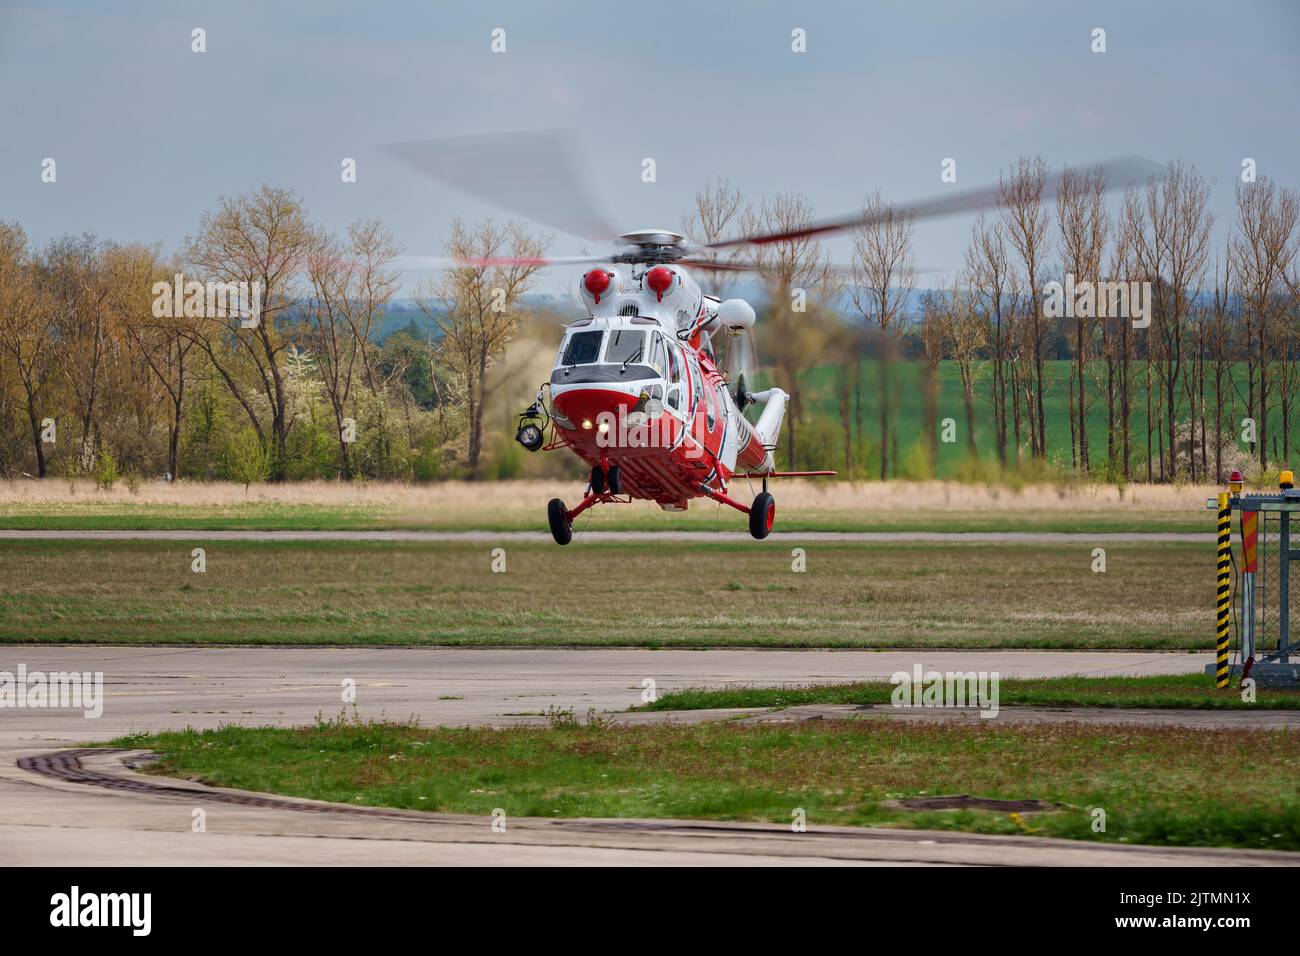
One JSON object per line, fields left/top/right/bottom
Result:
{"left": 1, "top": 0, "right": 1298, "bottom": 297}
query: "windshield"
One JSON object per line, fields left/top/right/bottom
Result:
{"left": 561, "top": 330, "right": 604, "bottom": 366}
{"left": 605, "top": 330, "right": 646, "bottom": 366}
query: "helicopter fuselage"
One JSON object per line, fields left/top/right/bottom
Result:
{"left": 547, "top": 262, "right": 776, "bottom": 510}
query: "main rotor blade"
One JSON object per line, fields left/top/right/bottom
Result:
{"left": 395, "top": 253, "right": 609, "bottom": 272}
{"left": 676, "top": 257, "right": 758, "bottom": 272}
{"left": 381, "top": 130, "right": 620, "bottom": 242}
{"left": 705, "top": 155, "right": 1167, "bottom": 250}
{"left": 681, "top": 257, "right": 950, "bottom": 276}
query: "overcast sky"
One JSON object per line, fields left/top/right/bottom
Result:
{"left": 2, "top": 0, "right": 1297, "bottom": 295}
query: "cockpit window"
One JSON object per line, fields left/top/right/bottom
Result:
{"left": 604, "top": 330, "right": 646, "bottom": 366}
{"left": 561, "top": 330, "right": 604, "bottom": 366}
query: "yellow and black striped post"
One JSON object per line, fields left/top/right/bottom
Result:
{"left": 1215, "top": 491, "right": 1232, "bottom": 688}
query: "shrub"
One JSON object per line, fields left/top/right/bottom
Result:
{"left": 224, "top": 428, "right": 270, "bottom": 490}
{"left": 93, "top": 450, "right": 119, "bottom": 490}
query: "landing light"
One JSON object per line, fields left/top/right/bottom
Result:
{"left": 515, "top": 423, "right": 544, "bottom": 452}
{"left": 582, "top": 419, "right": 593, "bottom": 430}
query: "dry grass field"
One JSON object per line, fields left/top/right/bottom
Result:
{"left": 0, "top": 478, "right": 1222, "bottom": 532}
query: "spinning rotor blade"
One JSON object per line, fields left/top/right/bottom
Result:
{"left": 382, "top": 130, "right": 619, "bottom": 242}
{"left": 395, "top": 253, "right": 610, "bottom": 272}
{"left": 705, "top": 155, "right": 1167, "bottom": 250}
{"left": 682, "top": 257, "right": 950, "bottom": 276}
{"left": 676, "top": 257, "right": 757, "bottom": 272}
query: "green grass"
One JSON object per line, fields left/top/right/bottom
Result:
{"left": 0, "top": 501, "right": 1210, "bottom": 533}
{"left": 109, "top": 715, "right": 1300, "bottom": 851}
{"left": 799, "top": 358, "right": 1287, "bottom": 479}
{"left": 0, "top": 538, "right": 1215, "bottom": 648}
{"left": 635, "top": 674, "right": 1300, "bottom": 712}
{"left": 0, "top": 504, "right": 380, "bottom": 532}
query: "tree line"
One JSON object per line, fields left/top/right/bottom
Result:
{"left": 2, "top": 161, "right": 1298, "bottom": 486}
{"left": 0, "top": 186, "right": 548, "bottom": 483}
{"left": 681, "top": 161, "right": 1299, "bottom": 484}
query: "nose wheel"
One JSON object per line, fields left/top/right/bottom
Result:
{"left": 547, "top": 498, "right": 573, "bottom": 545}
{"left": 749, "top": 491, "right": 775, "bottom": 539}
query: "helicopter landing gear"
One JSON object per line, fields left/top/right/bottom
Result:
{"left": 589, "top": 464, "right": 621, "bottom": 496}
{"left": 699, "top": 484, "right": 776, "bottom": 540}
{"left": 749, "top": 491, "right": 775, "bottom": 540}
{"left": 547, "top": 498, "right": 573, "bottom": 546}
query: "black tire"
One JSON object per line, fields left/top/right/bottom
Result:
{"left": 607, "top": 465, "right": 621, "bottom": 495}
{"left": 590, "top": 466, "right": 606, "bottom": 495}
{"left": 547, "top": 498, "right": 573, "bottom": 545}
{"left": 749, "top": 491, "right": 775, "bottom": 540}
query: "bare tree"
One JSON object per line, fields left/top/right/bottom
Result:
{"left": 1231, "top": 177, "right": 1299, "bottom": 468}
{"left": 680, "top": 176, "right": 745, "bottom": 296}
{"left": 304, "top": 219, "right": 400, "bottom": 478}
{"left": 945, "top": 278, "right": 987, "bottom": 458}
{"left": 0, "top": 222, "right": 55, "bottom": 476}
{"left": 44, "top": 234, "right": 114, "bottom": 471}
{"left": 743, "top": 193, "right": 835, "bottom": 469}
{"left": 1000, "top": 156, "right": 1050, "bottom": 458}
{"left": 849, "top": 190, "right": 916, "bottom": 479}
{"left": 1126, "top": 162, "right": 1213, "bottom": 481}
{"left": 965, "top": 215, "right": 1013, "bottom": 465}
{"left": 108, "top": 243, "right": 195, "bottom": 479}
{"left": 919, "top": 290, "right": 945, "bottom": 474}
{"left": 183, "top": 185, "right": 318, "bottom": 480}
{"left": 1057, "top": 166, "right": 1109, "bottom": 473}
{"left": 415, "top": 218, "right": 545, "bottom": 476}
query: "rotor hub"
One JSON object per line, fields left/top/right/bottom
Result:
{"left": 611, "top": 230, "right": 691, "bottom": 264}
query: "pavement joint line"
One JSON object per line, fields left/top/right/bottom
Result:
{"left": 6, "top": 748, "right": 1000, "bottom": 864}
{"left": 13, "top": 747, "right": 1300, "bottom": 865}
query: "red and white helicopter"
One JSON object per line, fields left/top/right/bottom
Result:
{"left": 515, "top": 228, "right": 827, "bottom": 544}
{"left": 387, "top": 134, "right": 1162, "bottom": 545}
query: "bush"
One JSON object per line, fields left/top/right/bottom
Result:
{"left": 93, "top": 450, "right": 119, "bottom": 490}
{"left": 489, "top": 437, "right": 523, "bottom": 481}
{"left": 896, "top": 437, "right": 936, "bottom": 480}
{"left": 224, "top": 428, "right": 270, "bottom": 490}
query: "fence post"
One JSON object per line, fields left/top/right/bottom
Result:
{"left": 1216, "top": 491, "right": 1232, "bottom": 689}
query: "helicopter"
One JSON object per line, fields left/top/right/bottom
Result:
{"left": 385, "top": 133, "right": 1165, "bottom": 545}
{"left": 512, "top": 227, "right": 833, "bottom": 544}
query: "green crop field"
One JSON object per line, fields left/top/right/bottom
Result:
{"left": 789, "top": 358, "right": 1282, "bottom": 480}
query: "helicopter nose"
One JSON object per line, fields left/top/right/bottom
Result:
{"left": 552, "top": 386, "right": 637, "bottom": 437}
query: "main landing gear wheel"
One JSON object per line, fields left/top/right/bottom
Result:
{"left": 590, "top": 466, "right": 606, "bottom": 495}
{"left": 749, "top": 491, "right": 775, "bottom": 540}
{"left": 606, "top": 465, "right": 621, "bottom": 495}
{"left": 547, "top": 498, "right": 573, "bottom": 545}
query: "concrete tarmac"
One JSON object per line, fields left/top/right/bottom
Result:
{"left": 2, "top": 645, "right": 1292, "bottom": 866}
